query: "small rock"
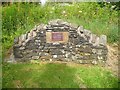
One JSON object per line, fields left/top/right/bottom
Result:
{"left": 84, "top": 29, "right": 91, "bottom": 37}
{"left": 14, "top": 37, "right": 19, "bottom": 44}
{"left": 33, "top": 31, "right": 37, "bottom": 37}
{"left": 97, "top": 49, "right": 102, "bottom": 55}
{"left": 92, "top": 60, "right": 97, "bottom": 65}
{"left": 94, "top": 37, "right": 100, "bottom": 46}
{"left": 37, "top": 24, "right": 45, "bottom": 31}
{"left": 19, "top": 47, "right": 25, "bottom": 50}
{"left": 53, "top": 55, "right": 57, "bottom": 58}
{"left": 47, "top": 30, "right": 52, "bottom": 32}
{"left": 77, "top": 26, "right": 84, "bottom": 34}
{"left": 50, "top": 59, "right": 52, "bottom": 61}
{"left": 32, "top": 56, "right": 39, "bottom": 60}
{"left": 97, "top": 56, "right": 103, "bottom": 60}
{"left": 9, "top": 53, "right": 15, "bottom": 63}
{"left": 79, "top": 60, "right": 83, "bottom": 63}
{"left": 19, "top": 34, "right": 26, "bottom": 44}
{"left": 92, "top": 49, "right": 96, "bottom": 53}
{"left": 90, "top": 34, "right": 97, "bottom": 44}
{"left": 99, "top": 35, "right": 107, "bottom": 46}
{"left": 27, "top": 33, "right": 32, "bottom": 40}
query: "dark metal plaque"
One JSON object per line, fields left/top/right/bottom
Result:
{"left": 52, "top": 32, "right": 63, "bottom": 41}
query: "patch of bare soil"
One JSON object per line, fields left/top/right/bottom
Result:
{"left": 75, "top": 74, "right": 87, "bottom": 88}
{"left": 4, "top": 46, "right": 13, "bottom": 62}
{"left": 105, "top": 44, "right": 118, "bottom": 76}
{"left": 13, "top": 80, "right": 23, "bottom": 88}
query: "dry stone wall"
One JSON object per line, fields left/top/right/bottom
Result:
{"left": 13, "top": 19, "right": 108, "bottom": 64}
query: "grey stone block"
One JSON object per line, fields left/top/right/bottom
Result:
{"left": 32, "top": 56, "right": 39, "bottom": 60}
{"left": 99, "top": 35, "right": 107, "bottom": 46}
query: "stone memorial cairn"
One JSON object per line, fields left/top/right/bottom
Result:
{"left": 13, "top": 19, "right": 108, "bottom": 64}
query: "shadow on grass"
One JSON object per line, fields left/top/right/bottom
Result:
{"left": 2, "top": 62, "right": 118, "bottom": 88}
{"left": 2, "top": 63, "right": 79, "bottom": 88}
{"left": 32, "top": 63, "right": 79, "bottom": 88}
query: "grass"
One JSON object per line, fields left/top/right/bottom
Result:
{"left": 2, "top": 62, "right": 118, "bottom": 88}
{"left": 68, "top": 17, "right": 118, "bottom": 43}
{"left": 0, "top": 63, "right": 1, "bottom": 89}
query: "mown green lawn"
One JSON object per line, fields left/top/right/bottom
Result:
{"left": 2, "top": 62, "right": 118, "bottom": 88}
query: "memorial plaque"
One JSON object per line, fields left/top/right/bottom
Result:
{"left": 52, "top": 32, "right": 63, "bottom": 41}
{"left": 46, "top": 32, "right": 69, "bottom": 43}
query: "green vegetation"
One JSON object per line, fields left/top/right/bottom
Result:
{"left": 2, "top": 62, "right": 118, "bottom": 88}
{"left": 2, "top": 2, "right": 119, "bottom": 58}
{"left": 1, "top": 3, "right": 119, "bottom": 88}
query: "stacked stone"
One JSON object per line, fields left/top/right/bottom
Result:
{"left": 13, "top": 19, "right": 108, "bottom": 64}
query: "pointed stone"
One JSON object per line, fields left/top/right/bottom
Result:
{"left": 99, "top": 35, "right": 107, "bottom": 46}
